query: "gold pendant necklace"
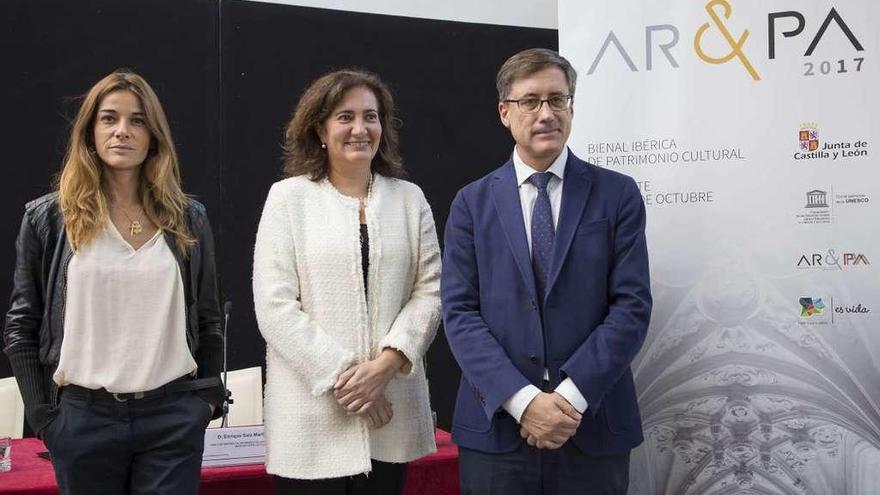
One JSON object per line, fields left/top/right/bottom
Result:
{"left": 117, "top": 204, "right": 143, "bottom": 236}
{"left": 128, "top": 219, "right": 143, "bottom": 236}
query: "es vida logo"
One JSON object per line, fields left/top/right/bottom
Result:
{"left": 585, "top": 0, "right": 866, "bottom": 81}
{"left": 798, "top": 296, "right": 870, "bottom": 323}
{"left": 799, "top": 297, "right": 826, "bottom": 317}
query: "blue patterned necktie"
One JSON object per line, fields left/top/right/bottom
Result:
{"left": 529, "top": 172, "right": 555, "bottom": 306}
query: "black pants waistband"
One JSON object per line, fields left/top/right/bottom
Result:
{"left": 61, "top": 376, "right": 220, "bottom": 403}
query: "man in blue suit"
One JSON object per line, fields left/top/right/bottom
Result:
{"left": 442, "top": 48, "right": 651, "bottom": 494}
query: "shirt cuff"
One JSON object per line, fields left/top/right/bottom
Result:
{"left": 555, "top": 378, "right": 588, "bottom": 414}
{"left": 502, "top": 384, "right": 541, "bottom": 423}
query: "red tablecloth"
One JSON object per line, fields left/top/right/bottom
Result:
{"left": 0, "top": 430, "right": 459, "bottom": 495}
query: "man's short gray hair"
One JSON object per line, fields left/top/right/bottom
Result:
{"left": 496, "top": 48, "right": 577, "bottom": 100}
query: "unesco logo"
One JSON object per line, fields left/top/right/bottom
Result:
{"left": 796, "top": 187, "right": 870, "bottom": 225}
{"left": 805, "top": 190, "right": 828, "bottom": 208}
{"left": 797, "top": 190, "right": 832, "bottom": 225}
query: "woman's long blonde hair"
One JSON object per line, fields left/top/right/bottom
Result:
{"left": 57, "top": 70, "right": 194, "bottom": 253}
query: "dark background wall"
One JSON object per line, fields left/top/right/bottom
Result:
{"left": 0, "top": 0, "right": 221, "bottom": 439}
{"left": 0, "top": 0, "right": 556, "bottom": 435}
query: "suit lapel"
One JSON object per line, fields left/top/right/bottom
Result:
{"left": 490, "top": 161, "right": 538, "bottom": 301}
{"left": 546, "top": 154, "right": 592, "bottom": 295}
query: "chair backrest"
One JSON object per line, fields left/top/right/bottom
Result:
{"left": 208, "top": 367, "right": 263, "bottom": 428}
{"left": 0, "top": 376, "right": 25, "bottom": 439}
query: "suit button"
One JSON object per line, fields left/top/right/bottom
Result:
{"left": 530, "top": 301, "right": 537, "bottom": 310}
{"left": 529, "top": 355, "right": 538, "bottom": 364}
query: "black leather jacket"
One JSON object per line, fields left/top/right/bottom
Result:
{"left": 3, "top": 192, "right": 224, "bottom": 434}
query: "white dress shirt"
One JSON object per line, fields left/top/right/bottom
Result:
{"left": 502, "top": 146, "right": 589, "bottom": 422}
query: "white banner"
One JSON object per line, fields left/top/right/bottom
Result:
{"left": 560, "top": 1, "right": 879, "bottom": 493}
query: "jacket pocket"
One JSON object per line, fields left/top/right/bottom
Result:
{"left": 452, "top": 384, "right": 493, "bottom": 433}
{"left": 576, "top": 218, "right": 609, "bottom": 237}
{"left": 603, "top": 374, "right": 640, "bottom": 434}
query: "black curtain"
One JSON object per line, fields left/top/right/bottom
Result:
{"left": 0, "top": 0, "right": 556, "bottom": 435}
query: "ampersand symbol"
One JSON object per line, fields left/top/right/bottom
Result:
{"left": 825, "top": 249, "right": 841, "bottom": 270}
{"left": 695, "top": 0, "right": 761, "bottom": 81}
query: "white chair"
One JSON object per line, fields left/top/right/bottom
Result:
{"left": 208, "top": 367, "right": 263, "bottom": 428}
{"left": 0, "top": 376, "right": 25, "bottom": 439}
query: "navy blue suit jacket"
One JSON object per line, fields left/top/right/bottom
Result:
{"left": 441, "top": 151, "right": 651, "bottom": 455}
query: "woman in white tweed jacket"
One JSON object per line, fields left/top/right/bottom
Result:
{"left": 253, "top": 69, "right": 441, "bottom": 494}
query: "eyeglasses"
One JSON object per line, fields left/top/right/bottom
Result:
{"left": 502, "top": 95, "right": 573, "bottom": 113}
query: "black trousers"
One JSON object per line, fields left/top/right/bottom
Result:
{"left": 274, "top": 459, "right": 407, "bottom": 495}
{"left": 42, "top": 389, "right": 213, "bottom": 495}
{"left": 459, "top": 441, "right": 630, "bottom": 495}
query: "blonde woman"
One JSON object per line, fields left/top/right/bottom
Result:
{"left": 253, "top": 69, "right": 441, "bottom": 494}
{"left": 3, "top": 70, "right": 224, "bottom": 495}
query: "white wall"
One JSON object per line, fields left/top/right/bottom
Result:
{"left": 240, "top": 0, "right": 558, "bottom": 29}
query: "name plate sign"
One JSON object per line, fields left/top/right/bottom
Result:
{"left": 202, "top": 425, "right": 266, "bottom": 467}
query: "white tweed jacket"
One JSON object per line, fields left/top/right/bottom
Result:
{"left": 253, "top": 174, "right": 441, "bottom": 479}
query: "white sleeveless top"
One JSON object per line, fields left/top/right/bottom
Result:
{"left": 54, "top": 221, "right": 195, "bottom": 393}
